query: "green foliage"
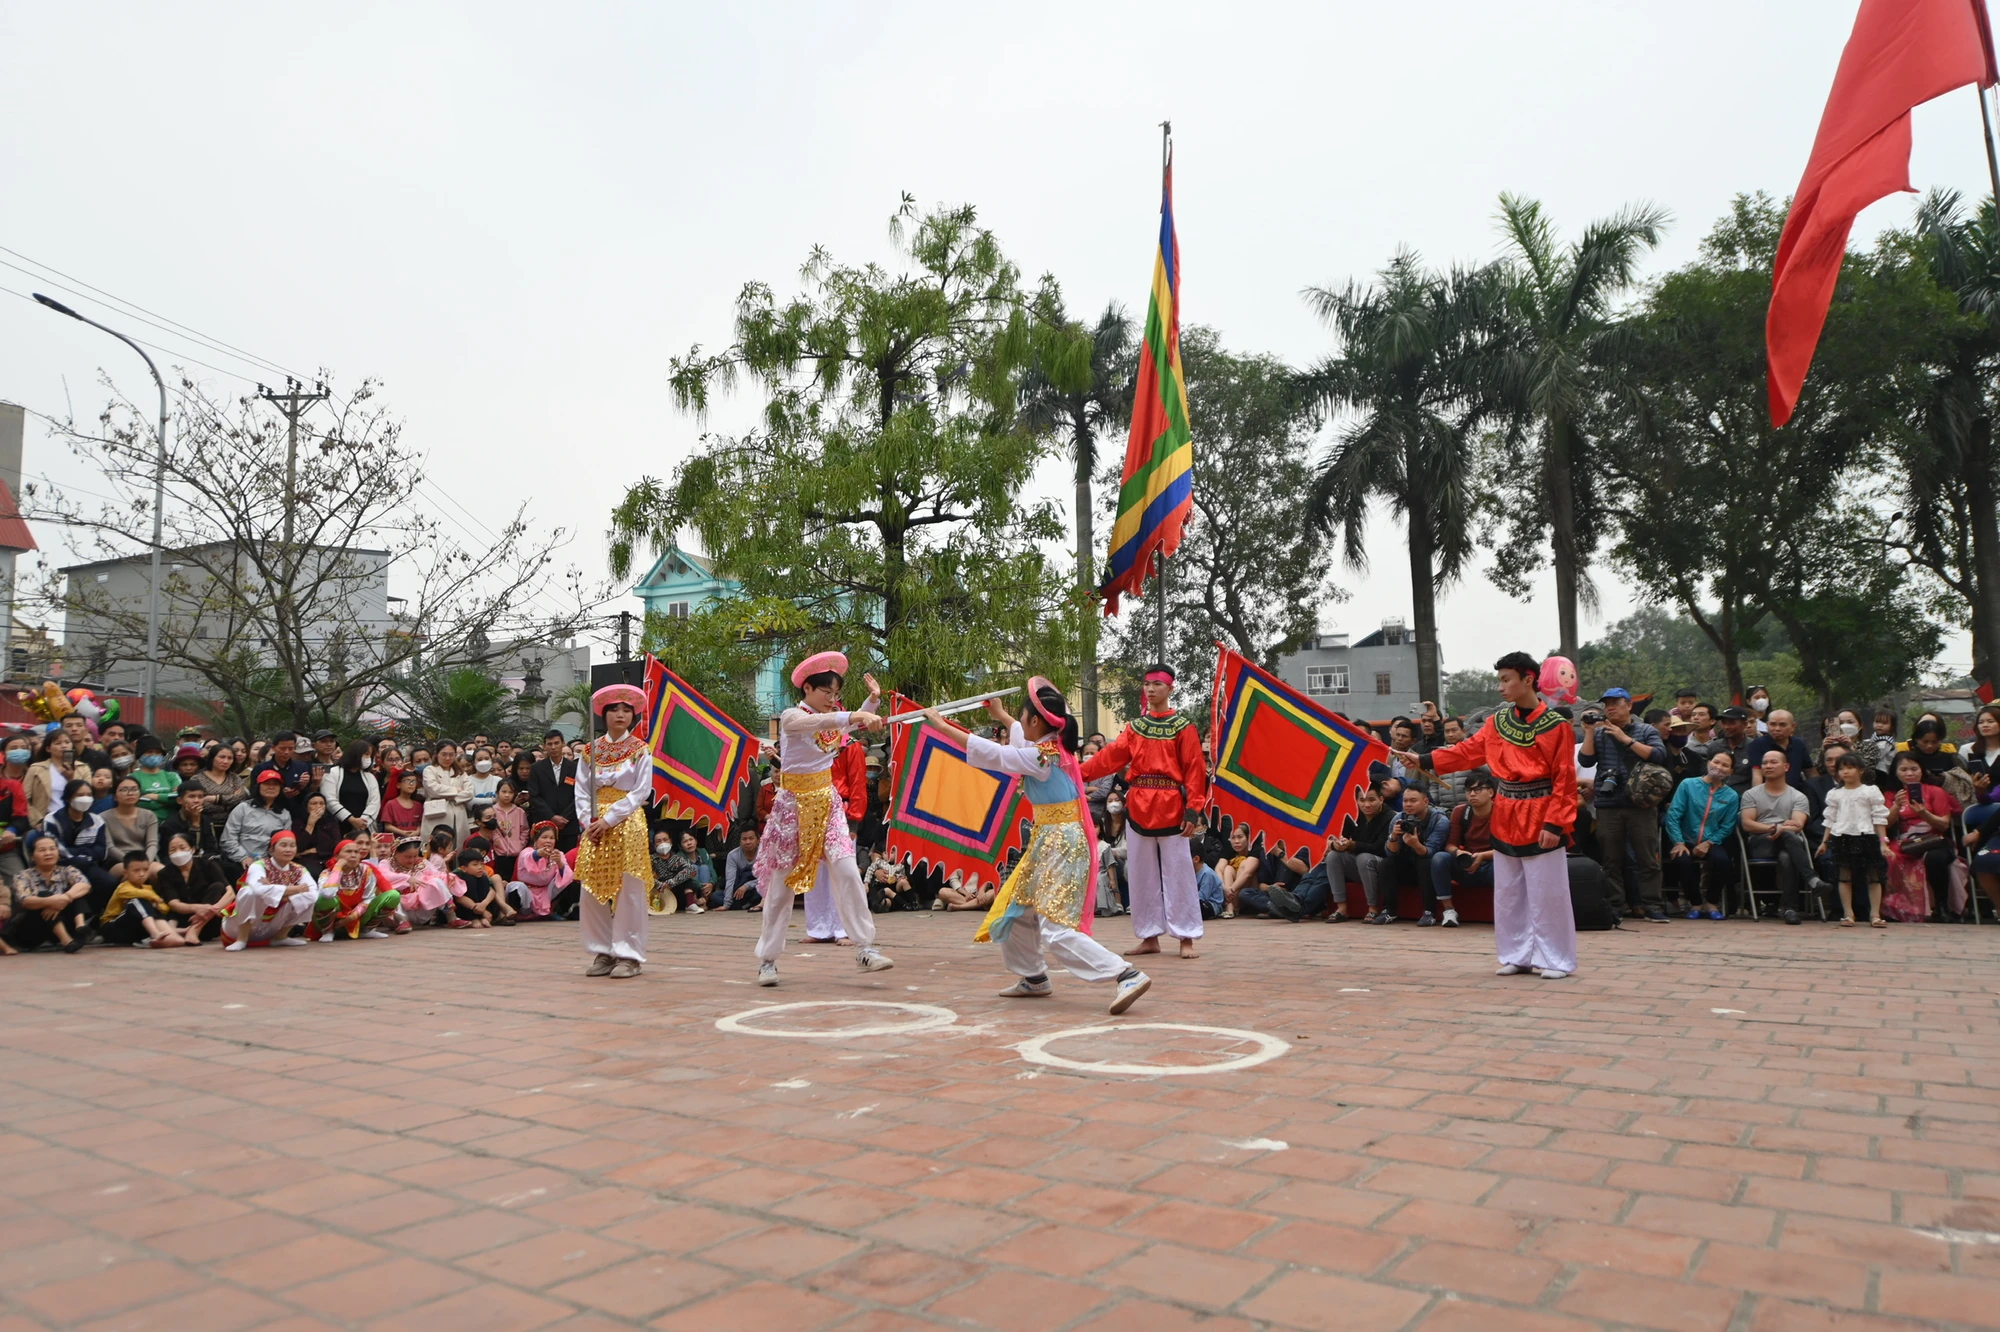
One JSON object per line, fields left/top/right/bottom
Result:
{"left": 166, "top": 661, "right": 345, "bottom": 740}
{"left": 640, "top": 600, "right": 803, "bottom": 733}
{"left": 608, "top": 198, "right": 1088, "bottom": 705}
{"left": 1441, "top": 668, "right": 1499, "bottom": 718}
{"left": 1103, "top": 327, "right": 1332, "bottom": 719}
{"left": 390, "top": 668, "right": 521, "bottom": 743}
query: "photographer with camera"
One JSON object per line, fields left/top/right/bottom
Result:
{"left": 1578, "top": 687, "right": 1670, "bottom": 923}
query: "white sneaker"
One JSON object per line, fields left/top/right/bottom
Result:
{"left": 1537, "top": 968, "right": 1571, "bottom": 980}
{"left": 930, "top": 898, "right": 946, "bottom": 911}
{"left": 757, "top": 962, "right": 779, "bottom": 987}
{"left": 1496, "top": 963, "right": 1528, "bottom": 975}
{"left": 1108, "top": 970, "right": 1152, "bottom": 1015}
{"left": 997, "top": 977, "right": 1053, "bottom": 998}
{"left": 1442, "top": 909, "right": 1460, "bottom": 928}
{"left": 857, "top": 950, "right": 894, "bottom": 972}
{"left": 274, "top": 937, "right": 308, "bottom": 947}
{"left": 686, "top": 903, "right": 705, "bottom": 914}
{"left": 361, "top": 929, "right": 389, "bottom": 939}
{"left": 315, "top": 934, "right": 334, "bottom": 943}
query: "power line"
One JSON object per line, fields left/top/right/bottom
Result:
{"left": 0, "top": 282, "right": 260, "bottom": 386}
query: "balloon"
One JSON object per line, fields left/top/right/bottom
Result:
{"left": 100, "top": 698, "right": 120, "bottom": 724}
{"left": 1538, "top": 655, "right": 1579, "bottom": 707}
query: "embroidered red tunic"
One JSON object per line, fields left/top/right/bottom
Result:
{"left": 1079, "top": 710, "right": 1209, "bottom": 837}
{"left": 1420, "top": 703, "right": 1576, "bottom": 857}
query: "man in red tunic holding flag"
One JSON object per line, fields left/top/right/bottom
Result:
{"left": 1080, "top": 663, "right": 1208, "bottom": 959}
{"left": 1392, "top": 651, "right": 1579, "bottom": 979}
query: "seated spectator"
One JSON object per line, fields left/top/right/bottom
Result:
{"left": 1746, "top": 710, "right": 1811, "bottom": 784}
{"left": 154, "top": 831, "right": 229, "bottom": 943}
{"left": 380, "top": 768, "right": 424, "bottom": 840}
{"left": 1740, "top": 750, "right": 1827, "bottom": 923}
{"left": 1218, "top": 822, "right": 1261, "bottom": 918}
{"left": 311, "top": 838, "right": 402, "bottom": 940}
{"left": 720, "top": 827, "right": 761, "bottom": 910}
{"left": 1237, "top": 835, "right": 1308, "bottom": 921}
{"left": 1818, "top": 753, "right": 1890, "bottom": 927}
{"left": 223, "top": 767, "right": 292, "bottom": 874}
{"left": 1883, "top": 753, "right": 1959, "bottom": 922}
{"left": 1324, "top": 783, "right": 1393, "bottom": 922}
{"left": 1097, "top": 805, "right": 1129, "bottom": 915}
{"left": 864, "top": 851, "right": 904, "bottom": 913}
{"left": 1388, "top": 784, "right": 1453, "bottom": 926}
{"left": 509, "top": 822, "right": 574, "bottom": 919}
{"left": 134, "top": 737, "right": 179, "bottom": 819}
{"left": 938, "top": 871, "right": 997, "bottom": 912}
{"left": 1665, "top": 752, "right": 1739, "bottom": 920}
{"left": 1901, "top": 718, "right": 1966, "bottom": 785}
{"left": 102, "top": 774, "right": 160, "bottom": 869}
{"left": 4, "top": 830, "right": 93, "bottom": 952}
{"left": 43, "top": 779, "right": 115, "bottom": 913}
{"left": 375, "top": 834, "right": 451, "bottom": 927}
{"left": 294, "top": 792, "right": 341, "bottom": 879}
{"left": 650, "top": 829, "right": 695, "bottom": 914}
{"left": 1962, "top": 704, "right": 2000, "bottom": 837}
{"left": 160, "top": 785, "right": 220, "bottom": 874}
{"left": 98, "top": 850, "right": 186, "bottom": 949}
{"left": 683, "top": 830, "right": 716, "bottom": 910}
{"left": 1441, "top": 773, "right": 1498, "bottom": 906}
{"left": 224, "top": 830, "right": 316, "bottom": 951}
{"left": 452, "top": 848, "right": 511, "bottom": 926}
{"left": 1195, "top": 851, "right": 1225, "bottom": 919}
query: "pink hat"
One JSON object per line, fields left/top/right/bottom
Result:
{"left": 791, "top": 651, "right": 848, "bottom": 688}
{"left": 591, "top": 683, "right": 646, "bottom": 717}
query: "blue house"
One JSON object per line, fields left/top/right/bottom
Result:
{"left": 631, "top": 546, "right": 789, "bottom": 721}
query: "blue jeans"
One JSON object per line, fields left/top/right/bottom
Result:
{"left": 1431, "top": 852, "right": 1493, "bottom": 908}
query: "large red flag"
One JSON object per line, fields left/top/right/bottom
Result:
{"left": 1767, "top": 0, "right": 1998, "bottom": 426}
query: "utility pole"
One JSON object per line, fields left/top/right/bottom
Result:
{"left": 618, "top": 609, "right": 632, "bottom": 678}
{"left": 257, "top": 379, "right": 329, "bottom": 549}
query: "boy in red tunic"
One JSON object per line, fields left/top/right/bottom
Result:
{"left": 1393, "top": 651, "right": 1580, "bottom": 978}
{"left": 1080, "top": 664, "right": 1208, "bottom": 958}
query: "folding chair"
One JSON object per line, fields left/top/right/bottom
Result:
{"left": 1736, "top": 828, "right": 1826, "bottom": 921}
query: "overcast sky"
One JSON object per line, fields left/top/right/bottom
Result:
{"left": 0, "top": 1, "right": 1988, "bottom": 674}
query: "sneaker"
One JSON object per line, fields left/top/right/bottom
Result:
{"left": 1643, "top": 907, "right": 1670, "bottom": 923}
{"left": 274, "top": 937, "right": 308, "bottom": 947}
{"left": 609, "top": 959, "right": 641, "bottom": 979}
{"left": 1220, "top": 908, "right": 1235, "bottom": 919}
{"left": 1373, "top": 909, "right": 1394, "bottom": 924}
{"left": 1537, "top": 968, "right": 1571, "bottom": 979}
{"left": 757, "top": 962, "right": 779, "bottom": 987}
{"left": 856, "top": 950, "right": 894, "bottom": 972}
{"left": 1266, "top": 887, "right": 1303, "bottom": 922}
{"left": 1496, "top": 963, "right": 1528, "bottom": 975}
{"left": 686, "top": 903, "right": 706, "bottom": 914}
{"left": 998, "top": 976, "right": 1053, "bottom": 998}
{"left": 1705, "top": 908, "right": 1724, "bottom": 921}
{"left": 1441, "top": 908, "right": 1460, "bottom": 928}
{"left": 1416, "top": 911, "right": 1436, "bottom": 927}
{"left": 585, "top": 953, "right": 616, "bottom": 977}
{"left": 1781, "top": 909, "right": 1801, "bottom": 925}
{"left": 930, "top": 898, "right": 946, "bottom": 911}
{"left": 1108, "top": 970, "right": 1152, "bottom": 1015}
{"left": 360, "top": 929, "right": 389, "bottom": 939}
{"left": 1686, "top": 907, "right": 1705, "bottom": 920}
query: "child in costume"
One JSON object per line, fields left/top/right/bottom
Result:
{"left": 372, "top": 834, "right": 452, "bottom": 927}
{"left": 754, "top": 652, "right": 893, "bottom": 985}
{"left": 806, "top": 684, "right": 877, "bottom": 944}
{"left": 925, "top": 681, "right": 1151, "bottom": 1014}
{"left": 509, "top": 821, "right": 573, "bottom": 919}
{"left": 575, "top": 684, "right": 655, "bottom": 978}
{"left": 223, "top": 829, "right": 316, "bottom": 950}
{"left": 309, "top": 838, "right": 402, "bottom": 940}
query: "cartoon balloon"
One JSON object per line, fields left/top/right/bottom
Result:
{"left": 1538, "top": 655, "right": 1579, "bottom": 707}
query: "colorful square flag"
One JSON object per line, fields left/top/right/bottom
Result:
{"left": 1208, "top": 643, "right": 1387, "bottom": 863}
{"left": 644, "top": 655, "right": 758, "bottom": 830}
{"left": 884, "top": 695, "right": 1031, "bottom": 893}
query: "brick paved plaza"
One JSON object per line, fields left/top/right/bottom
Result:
{"left": 3, "top": 910, "right": 1999, "bottom": 1331}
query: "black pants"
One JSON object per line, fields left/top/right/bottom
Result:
{"left": 1671, "top": 843, "right": 1733, "bottom": 907}
{"left": 4, "top": 906, "right": 89, "bottom": 951}
{"left": 101, "top": 899, "right": 160, "bottom": 946}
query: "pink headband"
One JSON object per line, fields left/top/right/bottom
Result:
{"left": 1025, "top": 676, "right": 1063, "bottom": 729}
{"left": 1143, "top": 670, "right": 1174, "bottom": 685}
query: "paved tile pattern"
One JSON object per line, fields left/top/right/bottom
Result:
{"left": 2, "top": 910, "right": 1998, "bottom": 1330}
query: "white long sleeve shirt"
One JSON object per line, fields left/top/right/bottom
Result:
{"left": 575, "top": 742, "right": 649, "bottom": 827}
{"left": 774, "top": 706, "right": 862, "bottom": 776}
{"left": 1822, "top": 784, "right": 1890, "bottom": 838}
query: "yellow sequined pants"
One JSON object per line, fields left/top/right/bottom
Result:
{"left": 575, "top": 788, "right": 653, "bottom": 908}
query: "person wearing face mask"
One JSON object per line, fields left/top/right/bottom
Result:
{"left": 321, "top": 740, "right": 380, "bottom": 836}
{"left": 42, "top": 780, "right": 116, "bottom": 915}
{"left": 132, "top": 738, "right": 180, "bottom": 819}
{"left": 467, "top": 747, "right": 501, "bottom": 820}
{"left": 154, "top": 831, "right": 230, "bottom": 943}
{"left": 25, "top": 730, "right": 89, "bottom": 828}
{"left": 0, "top": 736, "right": 31, "bottom": 880}
{"left": 1744, "top": 686, "right": 1773, "bottom": 733}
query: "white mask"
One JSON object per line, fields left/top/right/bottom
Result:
{"left": 361, "top": 755, "right": 373, "bottom": 769}
{"left": 1751, "top": 698, "right": 1769, "bottom": 712}
{"left": 475, "top": 760, "right": 493, "bottom": 774}
{"left": 69, "top": 793, "right": 94, "bottom": 811}
{"left": 168, "top": 849, "right": 194, "bottom": 867}
{"left": 1839, "top": 722, "right": 1859, "bottom": 737}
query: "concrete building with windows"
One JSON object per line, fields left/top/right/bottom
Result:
{"left": 1273, "top": 617, "right": 1432, "bottom": 723}
{"left": 630, "top": 546, "right": 787, "bottom": 719}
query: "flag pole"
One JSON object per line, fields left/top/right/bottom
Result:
{"left": 1155, "top": 119, "right": 1172, "bottom": 669}
{"left": 1980, "top": 83, "right": 2000, "bottom": 204}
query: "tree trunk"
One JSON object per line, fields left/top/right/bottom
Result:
{"left": 1406, "top": 485, "right": 1441, "bottom": 707}
{"left": 1966, "top": 418, "right": 2000, "bottom": 688}
{"left": 1074, "top": 423, "right": 1098, "bottom": 737}
{"left": 1546, "top": 415, "right": 1581, "bottom": 658}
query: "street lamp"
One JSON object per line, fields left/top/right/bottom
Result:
{"left": 33, "top": 293, "right": 167, "bottom": 734}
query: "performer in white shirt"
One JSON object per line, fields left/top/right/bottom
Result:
{"left": 223, "top": 829, "right": 316, "bottom": 950}
{"left": 754, "top": 652, "right": 893, "bottom": 985}
{"left": 575, "top": 684, "right": 655, "bottom": 978}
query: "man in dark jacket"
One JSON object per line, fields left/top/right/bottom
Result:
{"left": 1324, "top": 783, "right": 1395, "bottom": 921}
{"left": 527, "top": 729, "right": 580, "bottom": 853}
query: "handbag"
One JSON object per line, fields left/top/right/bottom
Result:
{"left": 1897, "top": 834, "right": 1948, "bottom": 858}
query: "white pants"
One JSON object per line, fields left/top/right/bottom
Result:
{"left": 758, "top": 853, "right": 874, "bottom": 963}
{"left": 1127, "top": 830, "right": 1202, "bottom": 941}
{"left": 221, "top": 890, "right": 314, "bottom": 945}
{"left": 803, "top": 859, "right": 850, "bottom": 940}
{"left": 1494, "top": 851, "right": 1577, "bottom": 974}
{"left": 580, "top": 876, "right": 650, "bottom": 964}
{"left": 998, "top": 911, "right": 1127, "bottom": 983}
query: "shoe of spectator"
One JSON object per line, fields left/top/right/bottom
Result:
{"left": 1373, "top": 910, "right": 1394, "bottom": 924}
{"left": 930, "top": 898, "right": 946, "bottom": 911}
{"left": 997, "top": 976, "right": 1052, "bottom": 997}
{"left": 1643, "top": 907, "right": 1669, "bottom": 922}
{"left": 686, "top": 903, "right": 705, "bottom": 914}
{"left": 1537, "top": 968, "right": 1571, "bottom": 979}
{"left": 609, "top": 959, "right": 641, "bottom": 979}
{"left": 1441, "top": 909, "right": 1460, "bottom": 928}
{"left": 1496, "top": 963, "right": 1528, "bottom": 975}
{"left": 857, "top": 950, "right": 894, "bottom": 972}
{"left": 361, "top": 929, "right": 389, "bottom": 939}
{"left": 1416, "top": 911, "right": 1436, "bottom": 927}
{"left": 1781, "top": 909, "right": 1801, "bottom": 925}
{"left": 1705, "top": 908, "right": 1723, "bottom": 921}
{"left": 586, "top": 954, "right": 615, "bottom": 977}
{"left": 274, "top": 937, "right": 308, "bottom": 947}
{"left": 1220, "top": 908, "right": 1235, "bottom": 918}
{"left": 1108, "top": 969, "right": 1151, "bottom": 1015}
{"left": 757, "top": 962, "right": 779, "bottom": 986}
{"left": 1266, "top": 887, "right": 1303, "bottom": 921}
{"left": 1685, "top": 907, "right": 1704, "bottom": 920}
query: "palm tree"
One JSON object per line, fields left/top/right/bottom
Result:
{"left": 1299, "top": 253, "right": 1496, "bottom": 705}
{"left": 1491, "top": 193, "right": 1669, "bottom": 658}
{"left": 1018, "top": 300, "right": 1133, "bottom": 734}
{"left": 391, "top": 668, "right": 521, "bottom": 742}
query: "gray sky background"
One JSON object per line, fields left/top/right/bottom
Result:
{"left": 0, "top": 1, "right": 1988, "bottom": 674}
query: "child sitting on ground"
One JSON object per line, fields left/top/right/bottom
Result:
{"left": 98, "top": 850, "right": 187, "bottom": 948}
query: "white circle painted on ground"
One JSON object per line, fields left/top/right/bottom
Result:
{"left": 1013, "top": 1023, "right": 1291, "bottom": 1077}
{"left": 716, "top": 1000, "right": 960, "bottom": 1040}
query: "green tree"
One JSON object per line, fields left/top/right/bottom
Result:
{"left": 640, "top": 598, "right": 804, "bottom": 734}
{"left": 1766, "top": 513, "right": 1943, "bottom": 714}
{"left": 1441, "top": 667, "right": 1499, "bottom": 718}
{"left": 607, "top": 198, "right": 1085, "bottom": 705}
{"left": 1018, "top": 300, "right": 1133, "bottom": 737}
{"left": 1102, "top": 327, "right": 1333, "bottom": 718}
{"left": 391, "top": 668, "right": 521, "bottom": 742}
{"left": 1299, "top": 251, "right": 1496, "bottom": 705}
{"left": 1489, "top": 193, "right": 1669, "bottom": 658}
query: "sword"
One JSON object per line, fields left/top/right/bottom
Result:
{"left": 879, "top": 687, "right": 1020, "bottom": 727}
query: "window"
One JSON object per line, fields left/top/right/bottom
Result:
{"left": 1306, "top": 665, "right": 1348, "bottom": 696}
{"left": 667, "top": 601, "right": 691, "bottom": 620}
{"left": 1375, "top": 672, "right": 1393, "bottom": 696}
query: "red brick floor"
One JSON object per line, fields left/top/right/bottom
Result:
{"left": 3, "top": 908, "right": 2000, "bottom": 1330}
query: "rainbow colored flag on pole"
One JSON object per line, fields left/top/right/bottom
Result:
{"left": 1100, "top": 135, "right": 1192, "bottom": 615}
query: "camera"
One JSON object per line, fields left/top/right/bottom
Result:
{"left": 1582, "top": 709, "right": 1605, "bottom": 724}
{"left": 1597, "top": 771, "right": 1624, "bottom": 797}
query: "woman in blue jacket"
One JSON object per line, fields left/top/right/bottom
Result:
{"left": 1665, "top": 752, "right": 1741, "bottom": 919}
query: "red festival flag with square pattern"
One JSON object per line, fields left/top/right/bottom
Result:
{"left": 643, "top": 655, "right": 759, "bottom": 830}
{"left": 882, "top": 694, "right": 1032, "bottom": 893}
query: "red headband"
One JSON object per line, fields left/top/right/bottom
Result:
{"left": 268, "top": 830, "right": 297, "bottom": 851}
{"left": 1143, "top": 670, "right": 1174, "bottom": 685}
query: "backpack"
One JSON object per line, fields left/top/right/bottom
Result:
{"left": 1627, "top": 762, "right": 1676, "bottom": 810}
